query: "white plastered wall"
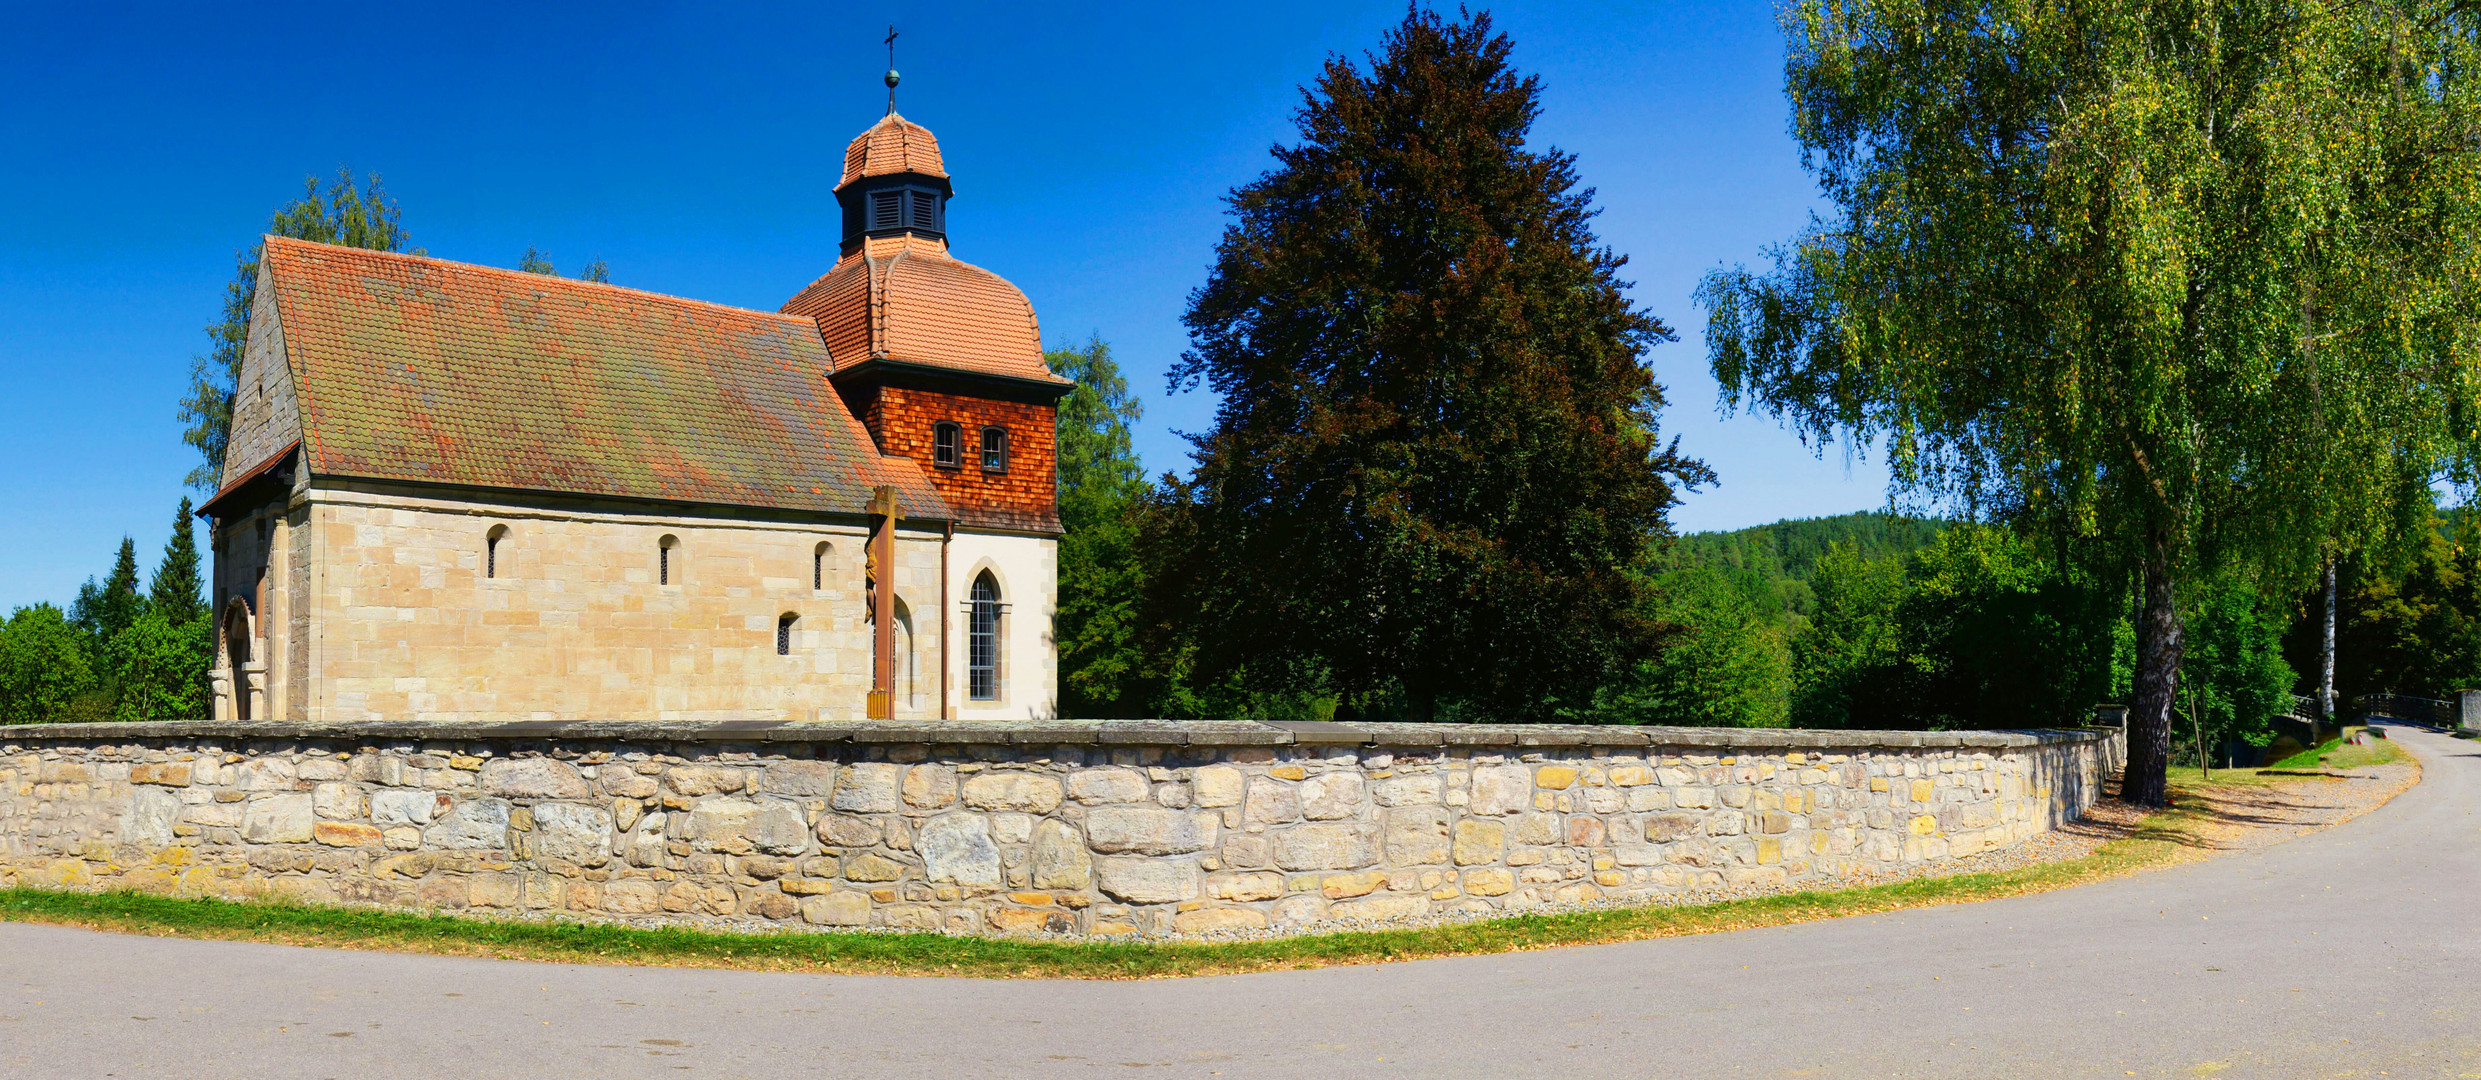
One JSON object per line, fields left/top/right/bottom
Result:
{"left": 945, "top": 530, "right": 1058, "bottom": 721}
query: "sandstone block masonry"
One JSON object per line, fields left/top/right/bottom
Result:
{"left": 0, "top": 720, "right": 2120, "bottom": 937}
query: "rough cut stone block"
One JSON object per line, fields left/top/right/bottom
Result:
{"left": 1244, "top": 780, "right": 1301, "bottom": 825}
{"left": 1512, "top": 812, "right": 1561, "bottom": 846}
{"left": 667, "top": 765, "right": 748, "bottom": 798}
{"left": 1373, "top": 774, "right": 1442, "bottom": 807}
{"left": 531, "top": 802, "right": 614, "bottom": 866}
{"left": 1272, "top": 822, "right": 1377, "bottom": 871}
{"left": 902, "top": 765, "right": 956, "bottom": 809}
{"left": 961, "top": 772, "right": 1064, "bottom": 813}
{"left": 1190, "top": 765, "right": 1245, "bottom": 808}
{"left": 1174, "top": 907, "right": 1267, "bottom": 933}
{"left": 241, "top": 794, "right": 315, "bottom": 844}
{"left": 1206, "top": 870, "right": 1283, "bottom": 902}
{"left": 1381, "top": 806, "right": 1450, "bottom": 866}
{"left": 372, "top": 789, "right": 449, "bottom": 827}
{"left": 815, "top": 813, "right": 879, "bottom": 847}
{"left": 1094, "top": 857, "right": 1199, "bottom": 904}
{"left": 423, "top": 798, "right": 511, "bottom": 850}
{"left": 129, "top": 763, "right": 192, "bottom": 788}
{"left": 759, "top": 760, "right": 836, "bottom": 796}
{"left": 1462, "top": 867, "right": 1515, "bottom": 896}
{"left": 746, "top": 801, "right": 812, "bottom": 856}
{"left": 1299, "top": 773, "right": 1363, "bottom": 820}
{"left": 123, "top": 787, "right": 180, "bottom": 847}
{"left": 313, "top": 782, "right": 365, "bottom": 821}
{"left": 831, "top": 763, "right": 902, "bottom": 813}
{"left": 1067, "top": 768, "right": 1149, "bottom": 805}
{"left": 237, "top": 758, "right": 297, "bottom": 792}
{"left": 1469, "top": 765, "right": 1533, "bottom": 816}
{"left": 1030, "top": 819, "right": 1092, "bottom": 890}
{"left": 315, "top": 821, "right": 383, "bottom": 847}
{"left": 1084, "top": 807, "right": 1218, "bottom": 855}
{"left": 801, "top": 891, "right": 871, "bottom": 926}
{"left": 1451, "top": 820, "right": 1505, "bottom": 866}
{"left": 480, "top": 759, "right": 592, "bottom": 800}
{"left": 916, "top": 814, "right": 1002, "bottom": 887}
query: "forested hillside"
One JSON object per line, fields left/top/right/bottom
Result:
{"left": 1658, "top": 512, "right": 1950, "bottom": 621}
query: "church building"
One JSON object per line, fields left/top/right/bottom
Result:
{"left": 198, "top": 105, "right": 1071, "bottom": 725}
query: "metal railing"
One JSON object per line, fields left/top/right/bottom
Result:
{"left": 2358, "top": 692, "right": 2458, "bottom": 727}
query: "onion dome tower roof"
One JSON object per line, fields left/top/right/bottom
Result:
{"left": 785, "top": 110, "right": 1068, "bottom": 391}
{"left": 838, "top": 112, "right": 946, "bottom": 191}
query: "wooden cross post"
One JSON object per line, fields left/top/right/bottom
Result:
{"left": 867, "top": 485, "right": 901, "bottom": 719}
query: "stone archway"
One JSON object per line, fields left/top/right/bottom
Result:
{"left": 215, "top": 598, "right": 263, "bottom": 723}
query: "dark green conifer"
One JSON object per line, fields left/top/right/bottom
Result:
{"left": 1147, "top": 9, "right": 1709, "bottom": 720}
{"left": 149, "top": 498, "right": 205, "bottom": 627}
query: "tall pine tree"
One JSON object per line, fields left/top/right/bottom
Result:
{"left": 1147, "top": 9, "right": 1710, "bottom": 720}
{"left": 149, "top": 497, "right": 205, "bottom": 626}
{"left": 71, "top": 538, "right": 146, "bottom": 651}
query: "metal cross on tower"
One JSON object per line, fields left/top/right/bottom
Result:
{"left": 884, "top": 25, "right": 900, "bottom": 113}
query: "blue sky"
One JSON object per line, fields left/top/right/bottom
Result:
{"left": 0, "top": 0, "right": 1890, "bottom": 610}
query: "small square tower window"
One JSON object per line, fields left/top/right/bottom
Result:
{"left": 933, "top": 422, "right": 962, "bottom": 468}
{"left": 981, "top": 427, "right": 1008, "bottom": 473}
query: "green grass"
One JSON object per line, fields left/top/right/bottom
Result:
{"left": 2269, "top": 735, "right": 2411, "bottom": 771}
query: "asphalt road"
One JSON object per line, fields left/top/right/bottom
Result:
{"left": 4, "top": 725, "right": 2475, "bottom": 1080}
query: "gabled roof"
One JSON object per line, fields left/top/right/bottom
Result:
{"left": 259, "top": 236, "right": 949, "bottom": 520}
{"left": 780, "top": 234, "right": 1069, "bottom": 388}
{"left": 838, "top": 111, "right": 947, "bottom": 190}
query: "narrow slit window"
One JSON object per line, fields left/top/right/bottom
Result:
{"left": 777, "top": 613, "right": 796, "bottom": 656}
{"left": 933, "top": 422, "right": 961, "bottom": 468}
{"left": 658, "top": 535, "right": 679, "bottom": 585}
{"left": 813, "top": 542, "right": 831, "bottom": 592}
{"left": 485, "top": 525, "right": 508, "bottom": 579}
{"left": 980, "top": 427, "right": 1008, "bottom": 473}
{"left": 968, "top": 572, "right": 1001, "bottom": 701}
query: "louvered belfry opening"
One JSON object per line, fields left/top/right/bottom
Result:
{"left": 833, "top": 113, "right": 953, "bottom": 250}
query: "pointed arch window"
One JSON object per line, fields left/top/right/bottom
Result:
{"left": 968, "top": 571, "right": 1002, "bottom": 701}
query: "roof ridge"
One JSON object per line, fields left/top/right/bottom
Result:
{"left": 259, "top": 235, "right": 816, "bottom": 330}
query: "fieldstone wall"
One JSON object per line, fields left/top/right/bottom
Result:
{"left": 0, "top": 720, "right": 2120, "bottom": 937}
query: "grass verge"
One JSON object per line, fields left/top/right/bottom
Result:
{"left": 2269, "top": 735, "right": 2411, "bottom": 771}
{"left": 0, "top": 773, "right": 2317, "bottom": 980}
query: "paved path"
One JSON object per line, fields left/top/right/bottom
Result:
{"left": 4, "top": 726, "right": 2476, "bottom": 1080}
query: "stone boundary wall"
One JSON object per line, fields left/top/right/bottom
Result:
{"left": 0, "top": 720, "right": 2123, "bottom": 937}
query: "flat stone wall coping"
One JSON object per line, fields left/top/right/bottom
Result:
{"left": 0, "top": 718, "right": 2119, "bottom": 752}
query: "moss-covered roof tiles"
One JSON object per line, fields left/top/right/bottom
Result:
{"left": 262, "top": 236, "right": 949, "bottom": 520}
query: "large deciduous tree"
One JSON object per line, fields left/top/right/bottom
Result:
{"left": 1147, "top": 9, "right": 1710, "bottom": 720}
{"left": 180, "top": 170, "right": 408, "bottom": 490}
{"left": 1050, "top": 336, "right": 1151, "bottom": 717}
{"left": 1701, "top": 0, "right": 2481, "bottom": 803}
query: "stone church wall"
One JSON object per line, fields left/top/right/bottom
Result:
{"left": 291, "top": 486, "right": 955, "bottom": 724}
{"left": 0, "top": 720, "right": 2118, "bottom": 938}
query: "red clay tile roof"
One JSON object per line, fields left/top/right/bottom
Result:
{"left": 839, "top": 111, "right": 946, "bottom": 189}
{"left": 259, "top": 236, "right": 950, "bottom": 520}
{"left": 779, "top": 235, "right": 1069, "bottom": 387}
